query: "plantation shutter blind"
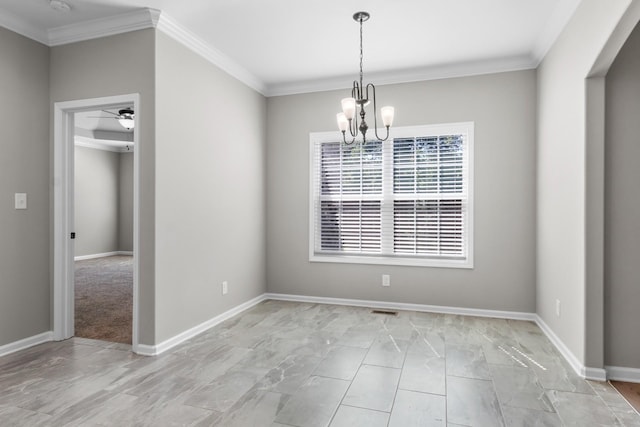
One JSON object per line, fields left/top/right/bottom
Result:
{"left": 311, "top": 123, "right": 472, "bottom": 267}
{"left": 313, "top": 141, "right": 383, "bottom": 254}
{"left": 392, "top": 136, "right": 467, "bottom": 259}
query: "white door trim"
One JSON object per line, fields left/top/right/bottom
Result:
{"left": 53, "top": 93, "right": 141, "bottom": 352}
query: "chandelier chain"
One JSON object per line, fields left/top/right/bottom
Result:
{"left": 359, "top": 15, "right": 364, "bottom": 90}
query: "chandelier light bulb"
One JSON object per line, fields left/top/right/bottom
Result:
{"left": 337, "top": 113, "right": 349, "bottom": 132}
{"left": 381, "top": 106, "right": 395, "bottom": 128}
{"left": 341, "top": 98, "right": 356, "bottom": 120}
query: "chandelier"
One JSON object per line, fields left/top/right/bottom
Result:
{"left": 337, "top": 11, "right": 394, "bottom": 145}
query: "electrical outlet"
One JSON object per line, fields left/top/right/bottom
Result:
{"left": 222, "top": 281, "right": 228, "bottom": 295}
{"left": 14, "top": 193, "right": 27, "bottom": 210}
{"left": 382, "top": 274, "right": 390, "bottom": 287}
{"left": 556, "top": 299, "right": 561, "bottom": 317}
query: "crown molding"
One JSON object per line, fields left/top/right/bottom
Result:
{"left": 155, "top": 13, "right": 266, "bottom": 95}
{"left": 532, "top": 0, "right": 582, "bottom": 65}
{"left": 0, "top": 5, "right": 265, "bottom": 94}
{"left": 2, "top": 3, "right": 576, "bottom": 98}
{"left": 0, "top": 8, "right": 49, "bottom": 45}
{"left": 265, "top": 55, "right": 537, "bottom": 97}
{"left": 48, "top": 8, "right": 160, "bottom": 46}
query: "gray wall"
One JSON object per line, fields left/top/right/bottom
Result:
{"left": 119, "top": 152, "right": 134, "bottom": 252}
{"left": 266, "top": 70, "right": 537, "bottom": 313}
{"left": 0, "top": 27, "right": 50, "bottom": 347}
{"left": 50, "top": 29, "right": 156, "bottom": 345}
{"left": 154, "top": 32, "right": 267, "bottom": 343}
{"left": 604, "top": 21, "right": 640, "bottom": 369}
{"left": 74, "top": 146, "right": 120, "bottom": 256}
{"left": 74, "top": 146, "right": 134, "bottom": 257}
{"left": 536, "top": 0, "right": 632, "bottom": 366}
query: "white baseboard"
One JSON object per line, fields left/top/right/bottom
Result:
{"left": 534, "top": 315, "right": 606, "bottom": 381}
{"left": 606, "top": 365, "right": 640, "bottom": 383}
{"left": 74, "top": 251, "right": 133, "bottom": 261}
{"left": 135, "top": 294, "right": 268, "bottom": 356}
{"left": 583, "top": 366, "right": 607, "bottom": 382}
{"left": 133, "top": 343, "right": 156, "bottom": 356}
{"left": 0, "top": 331, "right": 53, "bottom": 358}
{"left": 265, "top": 293, "right": 537, "bottom": 321}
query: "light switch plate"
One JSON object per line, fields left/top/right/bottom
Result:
{"left": 15, "top": 193, "right": 27, "bottom": 210}
{"left": 382, "top": 274, "right": 390, "bottom": 287}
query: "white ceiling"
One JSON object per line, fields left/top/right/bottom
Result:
{"left": 0, "top": 0, "right": 582, "bottom": 95}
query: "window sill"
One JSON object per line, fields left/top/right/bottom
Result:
{"left": 310, "top": 253, "right": 473, "bottom": 269}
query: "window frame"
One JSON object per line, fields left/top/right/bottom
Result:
{"left": 309, "top": 122, "right": 474, "bottom": 269}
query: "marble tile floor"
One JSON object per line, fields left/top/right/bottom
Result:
{"left": 0, "top": 300, "right": 639, "bottom": 426}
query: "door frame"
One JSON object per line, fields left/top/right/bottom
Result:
{"left": 53, "top": 93, "right": 141, "bottom": 352}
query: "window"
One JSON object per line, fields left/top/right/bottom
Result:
{"left": 309, "top": 123, "right": 473, "bottom": 268}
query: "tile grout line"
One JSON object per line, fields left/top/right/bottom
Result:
{"left": 325, "top": 327, "right": 379, "bottom": 427}
{"left": 386, "top": 328, "right": 411, "bottom": 426}
{"left": 444, "top": 326, "right": 449, "bottom": 426}
{"left": 488, "top": 323, "right": 517, "bottom": 427}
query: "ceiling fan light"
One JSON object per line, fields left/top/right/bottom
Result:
{"left": 50, "top": 0, "right": 71, "bottom": 12}
{"left": 118, "top": 117, "right": 135, "bottom": 130}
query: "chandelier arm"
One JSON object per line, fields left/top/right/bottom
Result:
{"left": 349, "top": 117, "right": 358, "bottom": 138}
{"left": 342, "top": 131, "right": 356, "bottom": 145}
{"left": 368, "top": 83, "right": 386, "bottom": 142}
{"left": 374, "top": 125, "right": 391, "bottom": 142}
{"left": 369, "top": 83, "right": 391, "bottom": 142}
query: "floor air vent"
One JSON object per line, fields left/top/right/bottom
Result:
{"left": 371, "top": 309, "right": 398, "bottom": 316}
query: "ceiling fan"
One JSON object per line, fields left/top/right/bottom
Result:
{"left": 88, "top": 108, "right": 135, "bottom": 130}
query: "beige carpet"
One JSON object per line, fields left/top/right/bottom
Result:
{"left": 74, "top": 255, "right": 132, "bottom": 344}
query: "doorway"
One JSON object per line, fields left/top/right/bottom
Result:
{"left": 73, "top": 106, "right": 135, "bottom": 344}
{"left": 53, "top": 94, "right": 140, "bottom": 352}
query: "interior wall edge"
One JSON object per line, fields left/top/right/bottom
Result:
{"left": 135, "top": 293, "right": 267, "bottom": 356}
{"left": 535, "top": 314, "right": 606, "bottom": 381}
